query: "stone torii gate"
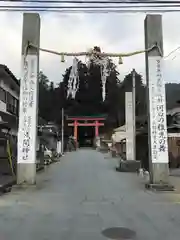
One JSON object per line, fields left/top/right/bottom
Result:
{"left": 17, "top": 13, "right": 171, "bottom": 190}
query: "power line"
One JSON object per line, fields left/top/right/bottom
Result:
{"left": 165, "top": 46, "right": 180, "bottom": 59}
{"left": 1, "top": 0, "right": 180, "bottom": 12}
{"left": 1, "top": 0, "right": 180, "bottom": 3}
{"left": 1, "top": 4, "right": 180, "bottom": 8}
{"left": 1, "top": 8, "right": 180, "bottom": 12}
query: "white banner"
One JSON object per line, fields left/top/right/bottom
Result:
{"left": 18, "top": 55, "right": 38, "bottom": 164}
{"left": 148, "top": 56, "right": 168, "bottom": 163}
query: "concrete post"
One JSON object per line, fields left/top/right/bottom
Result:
{"left": 61, "top": 108, "right": 64, "bottom": 155}
{"left": 144, "top": 15, "right": 173, "bottom": 190}
{"left": 132, "top": 69, "right": 136, "bottom": 161}
{"left": 116, "top": 92, "right": 140, "bottom": 172}
{"left": 126, "top": 92, "right": 134, "bottom": 161}
{"left": 17, "top": 13, "right": 40, "bottom": 185}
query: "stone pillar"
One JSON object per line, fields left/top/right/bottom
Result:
{"left": 125, "top": 92, "right": 134, "bottom": 161}
{"left": 132, "top": 69, "right": 136, "bottom": 161}
{"left": 116, "top": 92, "right": 140, "bottom": 172}
{"left": 61, "top": 108, "right": 64, "bottom": 154}
{"left": 144, "top": 14, "right": 173, "bottom": 190}
{"left": 17, "top": 13, "right": 40, "bottom": 185}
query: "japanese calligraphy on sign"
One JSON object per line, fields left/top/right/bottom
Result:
{"left": 18, "top": 55, "right": 38, "bottom": 164}
{"left": 148, "top": 56, "right": 168, "bottom": 163}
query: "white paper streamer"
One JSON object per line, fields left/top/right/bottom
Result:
{"left": 87, "top": 54, "right": 109, "bottom": 101}
{"left": 67, "top": 57, "right": 79, "bottom": 99}
{"left": 100, "top": 58, "right": 109, "bottom": 101}
{"left": 67, "top": 48, "right": 110, "bottom": 101}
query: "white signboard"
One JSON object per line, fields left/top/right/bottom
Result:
{"left": 18, "top": 55, "right": 38, "bottom": 164}
{"left": 125, "top": 92, "right": 134, "bottom": 160}
{"left": 168, "top": 133, "right": 180, "bottom": 137}
{"left": 56, "top": 141, "right": 62, "bottom": 154}
{"left": 148, "top": 56, "right": 168, "bottom": 163}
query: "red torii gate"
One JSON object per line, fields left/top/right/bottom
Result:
{"left": 67, "top": 116, "right": 106, "bottom": 141}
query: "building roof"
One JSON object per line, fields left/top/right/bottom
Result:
{"left": 0, "top": 111, "right": 18, "bottom": 129}
{"left": 168, "top": 124, "right": 180, "bottom": 130}
{"left": 114, "top": 125, "right": 126, "bottom": 132}
{"left": 167, "top": 107, "right": 180, "bottom": 116}
{"left": 0, "top": 64, "right": 20, "bottom": 87}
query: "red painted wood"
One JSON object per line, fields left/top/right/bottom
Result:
{"left": 74, "top": 120, "right": 78, "bottom": 140}
{"left": 67, "top": 117, "right": 105, "bottom": 121}
{"left": 68, "top": 123, "right": 104, "bottom": 127}
{"left": 95, "top": 121, "right": 99, "bottom": 137}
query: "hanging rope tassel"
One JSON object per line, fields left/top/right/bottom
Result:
{"left": 118, "top": 56, "right": 123, "bottom": 65}
{"left": 61, "top": 54, "right": 65, "bottom": 63}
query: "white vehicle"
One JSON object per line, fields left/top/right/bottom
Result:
{"left": 44, "top": 147, "right": 53, "bottom": 165}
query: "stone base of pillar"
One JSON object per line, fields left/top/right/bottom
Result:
{"left": 145, "top": 163, "right": 174, "bottom": 191}
{"left": 145, "top": 183, "right": 174, "bottom": 191}
{"left": 17, "top": 163, "right": 36, "bottom": 185}
{"left": 12, "top": 184, "right": 37, "bottom": 191}
{"left": 116, "top": 160, "right": 141, "bottom": 172}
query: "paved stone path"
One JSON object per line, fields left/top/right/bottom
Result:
{"left": 0, "top": 149, "right": 180, "bottom": 240}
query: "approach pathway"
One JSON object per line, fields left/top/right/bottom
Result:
{"left": 0, "top": 149, "right": 180, "bottom": 240}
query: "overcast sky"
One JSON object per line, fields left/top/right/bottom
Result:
{"left": 0, "top": 10, "right": 180, "bottom": 85}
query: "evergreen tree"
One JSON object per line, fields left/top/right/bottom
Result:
{"left": 38, "top": 71, "right": 50, "bottom": 121}
{"left": 38, "top": 53, "right": 180, "bottom": 132}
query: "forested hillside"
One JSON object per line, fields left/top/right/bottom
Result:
{"left": 38, "top": 60, "right": 180, "bottom": 130}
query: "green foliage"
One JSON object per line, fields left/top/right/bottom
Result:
{"left": 38, "top": 59, "right": 179, "bottom": 131}
{"left": 39, "top": 71, "right": 49, "bottom": 89}
{"left": 165, "top": 83, "right": 180, "bottom": 109}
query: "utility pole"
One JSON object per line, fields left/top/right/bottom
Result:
{"left": 61, "top": 108, "right": 64, "bottom": 155}
{"left": 132, "top": 69, "right": 136, "bottom": 161}
{"left": 144, "top": 14, "right": 173, "bottom": 190}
